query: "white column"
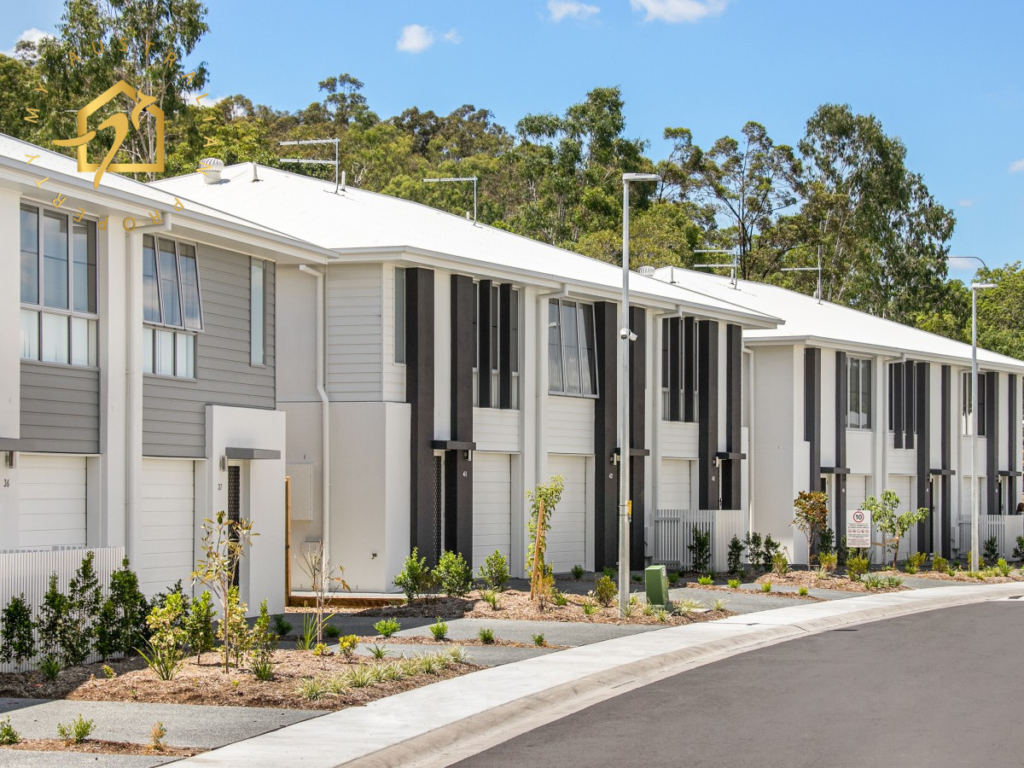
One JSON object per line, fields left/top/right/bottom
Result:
{"left": 100, "top": 223, "right": 128, "bottom": 547}
{"left": 0, "top": 188, "right": 21, "bottom": 440}
{"left": 125, "top": 230, "right": 144, "bottom": 565}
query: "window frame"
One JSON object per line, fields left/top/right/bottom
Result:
{"left": 141, "top": 235, "right": 204, "bottom": 381}
{"left": 250, "top": 257, "right": 267, "bottom": 367}
{"left": 847, "top": 356, "right": 872, "bottom": 430}
{"left": 394, "top": 266, "right": 406, "bottom": 365}
{"left": 19, "top": 202, "right": 99, "bottom": 369}
{"left": 962, "top": 371, "right": 987, "bottom": 436}
{"left": 142, "top": 235, "right": 205, "bottom": 333}
{"left": 547, "top": 298, "right": 600, "bottom": 398}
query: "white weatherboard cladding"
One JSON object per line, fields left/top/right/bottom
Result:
{"left": 546, "top": 396, "right": 594, "bottom": 455}
{"left": 326, "top": 263, "right": 384, "bottom": 402}
{"left": 888, "top": 432, "right": 917, "bottom": 475}
{"left": 473, "top": 453, "right": 512, "bottom": 569}
{"left": 546, "top": 455, "right": 587, "bottom": 573}
{"left": 473, "top": 408, "right": 520, "bottom": 453}
{"left": 139, "top": 459, "right": 195, "bottom": 597}
{"left": 847, "top": 429, "right": 873, "bottom": 474}
{"left": 847, "top": 475, "right": 868, "bottom": 512}
{"left": 660, "top": 421, "right": 698, "bottom": 459}
{"left": 659, "top": 459, "right": 693, "bottom": 509}
{"left": 18, "top": 454, "right": 87, "bottom": 548}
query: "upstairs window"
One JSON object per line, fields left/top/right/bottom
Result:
{"left": 548, "top": 299, "right": 598, "bottom": 397}
{"left": 847, "top": 357, "right": 872, "bottom": 429}
{"left": 962, "top": 371, "right": 987, "bottom": 436}
{"left": 251, "top": 258, "right": 266, "bottom": 366}
{"left": 394, "top": 267, "right": 406, "bottom": 364}
{"left": 142, "top": 235, "right": 202, "bottom": 379}
{"left": 20, "top": 204, "right": 98, "bottom": 367}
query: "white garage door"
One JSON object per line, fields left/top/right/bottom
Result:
{"left": 473, "top": 453, "right": 512, "bottom": 569}
{"left": 889, "top": 475, "right": 916, "bottom": 556}
{"left": 18, "top": 454, "right": 87, "bottom": 548}
{"left": 547, "top": 455, "right": 587, "bottom": 573}
{"left": 659, "top": 459, "right": 692, "bottom": 509}
{"left": 140, "top": 459, "right": 195, "bottom": 597}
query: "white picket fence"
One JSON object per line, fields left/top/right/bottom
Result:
{"left": 652, "top": 509, "right": 746, "bottom": 572}
{"left": 0, "top": 546, "right": 125, "bottom": 673}
{"left": 956, "top": 516, "right": 1024, "bottom": 561}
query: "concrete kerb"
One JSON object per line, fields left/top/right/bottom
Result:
{"left": 181, "top": 582, "right": 1024, "bottom": 768}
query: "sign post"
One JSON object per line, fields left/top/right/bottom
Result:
{"left": 847, "top": 509, "right": 871, "bottom": 550}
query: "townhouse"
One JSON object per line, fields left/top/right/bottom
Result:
{"left": 0, "top": 136, "right": 335, "bottom": 612}
{"left": 154, "top": 163, "right": 780, "bottom": 591}
{"left": 653, "top": 267, "right": 1024, "bottom": 564}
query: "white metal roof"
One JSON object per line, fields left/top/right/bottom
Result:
{"left": 0, "top": 134, "right": 335, "bottom": 263}
{"left": 152, "top": 163, "right": 780, "bottom": 328}
{"left": 654, "top": 266, "right": 1024, "bottom": 372}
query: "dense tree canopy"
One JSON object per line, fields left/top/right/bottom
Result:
{"left": 4, "top": 0, "right": 1021, "bottom": 359}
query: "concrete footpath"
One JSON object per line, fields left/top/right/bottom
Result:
{"left": 181, "top": 581, "right": 1024, "bottom": 768}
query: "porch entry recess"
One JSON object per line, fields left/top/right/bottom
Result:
{"left": 652, "top": 508, "right": 746, "bottom": 572}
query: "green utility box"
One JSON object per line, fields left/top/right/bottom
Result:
{"left": 645, "top": 564, "right": 669, "bottom": 607}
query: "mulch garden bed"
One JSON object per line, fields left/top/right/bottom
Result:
{"left": 751, "top": 571, "right": 907, "bottom": 593}
{"left": 1, "top": 739, "right": 204, "bottom": 758}
{"left": 875, "top": 568, "right": 1024, "bottom": 583}
{"left": 327, "top": 588, "right": 733, "bottom": 626}
{"left": 682, "top": 582, "right": 824, "bottom": 601}
{"left": 0, "top": 650, "right": 476, "bottom": 711}
{"left": 358, "top": 635, "right": 568, "bottom": 649}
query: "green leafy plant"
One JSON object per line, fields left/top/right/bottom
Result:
{"left": 249, "top": 600, "right": 278, "bottom": 681}
{"left": 743, "top": 531, "right": 764, "bottom": 571}
{"left": 761, "top": 581, "right": 773, "bottom": 593}
{"left": 837, "top": 535, "right": 849, "bottom": 568}
{"left": 298, "top": 541, "right": 349, "bottom": 647}
{"left": 602, "top": 566, "right": 615, "bottom": 579}
{"left": 533, "top": 633, "right": 546, "bottom": 647}
{"left": 593, "top": 575, "right": 617, "bottom": 607}
{"left": 272, "top": 615, "right": 293, "bottom": 637}
{"left": 337, "top": 635, "right": 359, "bottom": 658}
{"left": 57, "top": 714, "right": 95, "bottom": 745}
{"left": 581, "top": 598, "right": 597, "bottom": 616}
{"left": 296, "top": 613, "right": 317, "bottom": 650}
{"left": 324, "top": 624, "right": 341, "bottom": 640}
{"left": 138, "top": 592, "right": 187, "bottom": 681}
{"left": 727, "top": 578, "right": 740, "bottom": 589}
{"left": 394, "top": 547, "right": 431, "bottom": 603}
{"left": 551, "top": 590, "right": 568, "bottom": 607}
{"left": 374, "top": 618, "right": 401, "bottom": 638}
{"left": 674, "top": 598, "right": 703, "bottom": 614}
{"left": 793, "top": 490, "right": 829, "bottom": 567}
{"left": 0, "top": 716, "right": 20, "bottom": 746}
{"left": 819, "top": 552, "right": 838, "bottom": 575}
{"left": 727, "top": 535, "right": 745, "bottom": 575}
{"left": 150, "top": 722, "right": 167, "bottom": 752}
{"left": 711, "top": 598, "right": 728, "bottom": 612}
{"left": 763, "top": 535, "right": 781, "bottom": 569}
{"left": 846, "top": 553, "right": 869, "bottom": 581}
{"left": 697, "top": 575, "right": 713, "bottom": 586}
{"left": 185, "top": 591, "right": 216, "bottom": 662}
{"left": 481, "top": 589, "right": 500, "bottom": 610}
{"left": 983, "top": 536, "right": 999, "bottom": 565}
{"left": 818, "top": 526, "right": 836, "bottom": 556}
{"left": 218, "top": 587, "right": 250, "bottom": 670}
{"left": 1014, "top": 535, "right": 1024, "bottom": 561}
{"left": 863, "top": 490, "right": 929, "bottom": 569}
{"left": 771, "top": 551, "right": 790, "bottom": 577}
{"left": 688, "top": 526, "right": 712, "bottom": 575}
{"left": 297, "top": 676, "right": 328, "bottom": 701}
{"left": 101, "top": 664, "right": 116, "bottom": 679}
{"left": 571, "top": 564, "right": 585, "bottom": 580}
{"left": 192, "top": 511, "right": 258, "bottom": 673}
{"left": 0, "top": 594, "right": 35, "bottom": 667}
{"left": 39, "top": 655, "right": 61, "bottom": 680}
{"left": 667, "top": 572, "right": 680, "bottom": 585}
{"left": 904, "top": 551, "right": 927, "bottom": 575}
{"left": 528, "top": 477, "right": 565, "bottom": 603}
{"left": 798, "top": 586, "right": 809, "bottom": 596}
{"left": 864, "top": 574, "right": 883, "bottom": 590}
{"left": 997, "top": 558, "right": 1012, "bottom": 577}
{"left": 64, "top": 551, "right": 102, "bottom": 666}
{"left": 369, "top": 644, "right": 389, "bottom": 659}
{"left": 35, "top": 574, "right": 71, "bottom": 667}
{"left": 478, "top": 550, "right": 510, "bottom": 592}
{"left": 885, "top": 576, "right": 903, "bottom": 588}
{"left": 429, "top": 618, "right": 448, "bottom": 641}
{"left": 478, "top": 627, "right": 495, "bottom": 644}
{"left": 931, "top": 555, "right": 948, "bottom": 574}
{"left": 95, "top": 559, "right": 149, "bottom": 661}
{"left": 435, "top": 550, "right": 473, "bottom": 597}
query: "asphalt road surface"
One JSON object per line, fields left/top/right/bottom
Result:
{"left": 456, "top": 600, "right": 1024, "bottom": 768}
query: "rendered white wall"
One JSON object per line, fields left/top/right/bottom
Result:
{"left": 204, "top": 405, "right": 287, "bottom": 615}
{"left": 280, "top": 401, "right": 324, "bottom": 592}
{"left": 0, "top": 189, "right": 19, "bottom": 440}
{"left": 275, "top": 267, "right": 319, "bottom": 404}
{"left": 98, "top": 218, "right": 127, "bottom": 549}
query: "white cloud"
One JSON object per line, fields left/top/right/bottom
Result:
{"left": 3, "top": 27, "right": 53, "bottom": 57}
{"left": 630, "top": 0, "right": 727, "bottom": 23}
{"left": 1009, "top": 159, "right": 1024, "bottom": 173}
{"left": 548, "top": 0, "right": 601, "bottom": 22}
{"left": 957, "top": 199, "right": 974, "bottom": 208}
{"left": 397, "top": 24, "right": 461, "bottom": 53}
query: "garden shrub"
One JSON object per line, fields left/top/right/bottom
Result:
{"left": 272, "top": 615, "right": 293, "bottom": 637}
{"left": 697, "top": 575, "right": 713, "bottom": 586}
{"left": 593, "top": 575, "right": 617, "bottom": 607}
{"left": 864, "top": 490, "right": 929, "bottom": 569}
{"left": 218, "top": 587, "right": 250, "bottom": 670}
{"left": 983, "top": 537, "right": 999, "bottom": 565}
{"left": 763, "top": 535, "right": 781, "bottom": 568}
{"left": 57, "top": 715, "right": 94, "bottom": 745}
{"left": 904, "top": 551, "right": 926, "bottom": 574}
{"left": 997, "top": 558, "right": 1012, "bottom": 577}
{"left": 337, "top": 635, "right": 359, "bottom": 658}
{"left": 819, "top": 552, "right": 838, "bottom": 574}
{"left": 324, "top": 624, "right": 341, "bottom": 639}
{"left": 95, "top": 559, "right": 149, "bottom": 660}
{"left": 64, "top": 552, "right": 102, "bottom": 667}
{"left": 667, "top": 572, "right": 680, "bottom": 585}
{"left": 249, "top": 600, "right": 278, "bottom": 680}
{"left": 35, "top": 574, "right": 71, "bottom": 666}
{"left": 727, "top": 578, "right": 740, "bottom": 589}
{"left": 552, "top": 590, "right": 568, "bottom": 607}
{"left": 527, "top": 477, "right": 564, "bottom": 602}
{"left": 798, "top": 586, "right": 809, "bottom": 596}
{"left": 931, "top": 555, "right": 948, "bottom": 574}
{"left": 0, "top": 594, "right": 35, "bottom": 667}
{"left": 139, "top": 593, "right": 187, "bottom": 681}
{"left": 688, "top": 526, "right": 712, "bottom": 575}
{"left": 761, "top": 581, "right": 773, "bottom": 593}
{"left": 39, "top": 656, "right": 61, "bottom": 679}
{"left": 727, "top": 535, "right": 745, "bottom": 575}
{"left": 374, "top": 618, "right": 400, "bottom": 638}
{"left": 185, "top": 591, "right": 216, "bottom": 662}
{"left": 743, "top": 532, "right": 764, "bottom": 571}
{"left": 532, "top": 633, "right": 546, "bottom": 647}
{"left": 846, "top": 554, "right": 869, "bottom": 581}
{"left": 478, "top": 550, "right": 510, "bottom": 592}
{"left": 793, "top": 490, "right": 829, "bottom": 567}
{"left": 1014, "top": 535, "right": 1024, "bottom": 561}
{"left": 478, "top": 627, "right": 495, "bottom": 644}
{"left": 435, "top": 551, "right": 473, "bottom": 597}
{"left": 837, "top": 535, "right": 849, "bottom": 567}
{"left": 771, "top": 551, "right": 790, "bottom": 577}
{"left": 602, "top": 566, "right": 615, "bottom": 579}
{"left": 394, "top": 548, "right": 431, "bottom": 603}
{"left": 818, "top": 527, "right": 836, "bottom": 556}
{"left": 429, "top": 618, "right": 448, "bottom": 641}
{"left": 571, "top": 564, "right": 585, "bottom": 580}
{"left": 0, "top": 716, "right": 20, "bottom": 745}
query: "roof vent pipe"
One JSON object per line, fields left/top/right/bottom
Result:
{"left": 200, "top": 157, "right": 225, "bottom": 184}
{"left": 637, "top": 266, "right": 656, "bottom": 277}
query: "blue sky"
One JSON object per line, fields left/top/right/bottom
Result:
{"left": 5, "top": 0, "right": 1023, "bottom": 278}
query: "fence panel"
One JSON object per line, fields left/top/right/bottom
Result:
{"left": 956, "top": 516, "right": 1024, "bottom": 562}
{"left": 652, "top": 510, "right": 746, "bottom": 572}
{"left": 0, "top": 546, "right": 125, "bottom": 673}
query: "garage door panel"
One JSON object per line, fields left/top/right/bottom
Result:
{"left": 660, "top": 459, "right": 692, "bottom": 509}
{"left": 547, "top": 455, "right": 586, "bottom": 573}
{"left": 20, "top": 530, "right": 86, "bottom": 548}
{"left": 473, "top": 453, "right": 512, "bottom": 569}
{"left": 18, "top": 455, "right": 87, "bottom": 549}
{"left": 140, "top": 459, "right": 195, "bottom": 597}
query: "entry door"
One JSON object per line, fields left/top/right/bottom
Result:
{"left": 432, "top": 452, "right": 445, "bottom": 563}
{"left": 227, "top": 461, "right": 246, "bottom": 588}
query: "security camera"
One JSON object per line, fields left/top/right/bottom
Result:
{"left": 620, "top": 328, "right": 637, "bottom": 341}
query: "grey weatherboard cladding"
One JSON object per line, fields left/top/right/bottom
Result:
{"left": 142, "top": 245, "right": 276, "bottom": 458}
{"left": 7, "top": 362, "right": 100, "bottom": 454}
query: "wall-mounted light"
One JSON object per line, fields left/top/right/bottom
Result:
{"left": 464, "top": 449, "right": 473, "bottom": 463}
{"left": 3, "top": 451, "right": 14, "bottom": 469}
{"left": 219, "top": 455, "right": 227, "bottom": 472}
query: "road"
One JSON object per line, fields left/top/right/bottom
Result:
{"left": 455, "top": 600, "right": 1024, "bottom": 768}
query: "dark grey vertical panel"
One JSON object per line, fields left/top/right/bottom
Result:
{"left": 835, "top": 351, "right": 848, "bottom": 541}
{"left": 668, "top": 318, "right": 681, "bottom": 423}
{"left": 406, "top": 268, "right": 436, "bottom": 564}
{"left": 986, "top": 371, "right": 999, "bottom": 514}
{"left": 499, "top": 283, "right": 513, "bottom": 409}
{"left": 893, "top": 363, "right": 904, "bottom": 449}
{"left": 447, "top": 274, "right": 474, "bottom": 559}
{"left": 904, "top": 360, "right": 915, "bottom": 450}
{"left": 1008, "top": 374, "right": 1017, "bottom": 514}
{"left": 684, "top": 318, "right": 696, "bottom": 423}
{"left": 477, "top": 280, "right": 492, "bottom": 409}
{"left": 804, "top": 347, "right": 822, "bottom": 492}
{"left": 697, "top": 321, "right": 719, "bottom": 510}
{"left": 941, "top": 365, "right": 952, "bottom": 559}
{"left": 16, "top": 363, "right": 99, "bottom": 453}
{"left": 722, "top": 324, "right": 742, "bottom": 509}
{"left": 629, "top": 306, "right": 646, "bottom": 570}
{"left": 915, "top": 362, "right": 931, "bottom": 551}
{"left": 593, "top": 302, "right": 618, "bottom": 572}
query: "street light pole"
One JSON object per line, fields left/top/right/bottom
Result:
{"left": 619, "top": 172, "right": 660, "bottom": 616}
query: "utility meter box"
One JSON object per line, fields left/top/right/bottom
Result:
{"left": 645, "top": 564, "right": 669, "bottom": 606}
